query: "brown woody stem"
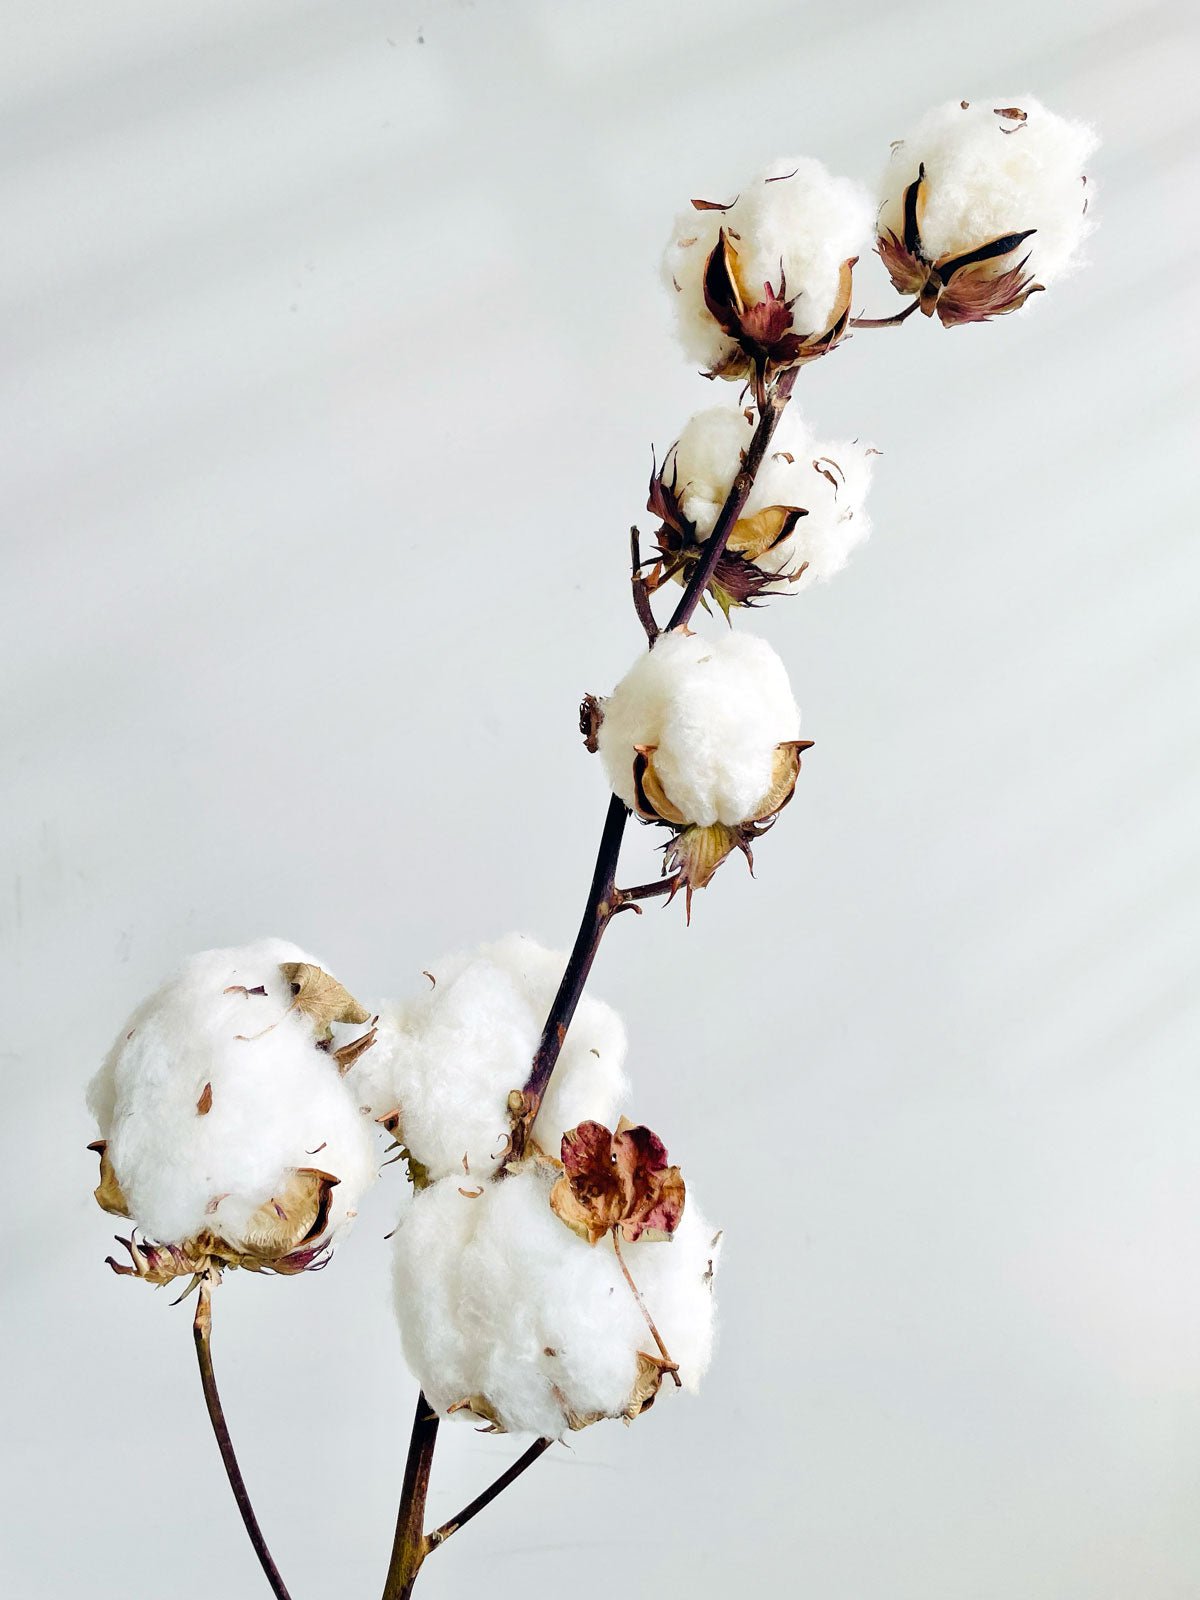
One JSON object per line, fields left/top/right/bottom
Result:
{"left": 850, "top": 299, "right": 920, "bottom": 329}
{"left": 381, "top": 1392, "right": 440, "bottom": 1600}
{"left": 192, "top": 1282, "right": 294, "bottom": 1600}
{"left": 509, "top": 367, "right": 800, "bottom": 1161}
{"left": 617, "top": 873, "right": 682, "bottom": 904}
{"left": 427, "top": 1438, "right": 553, "bottom": 1549}
{"left": 612, "top": 1232, "right": 682, "bottom": 1386}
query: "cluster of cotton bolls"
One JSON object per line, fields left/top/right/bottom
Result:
{"left": 665, "top": 404, "right": 875, "bottom": 593}
{"left": 87, "top": 939, "right": 379, "bottom": 1280}
{"left": 353, "top": 935, "right": 721, "bottom": 1437}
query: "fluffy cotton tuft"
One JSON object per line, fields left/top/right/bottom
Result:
{"left": 669, "top": 405, "right": 875, "bottom": 588}
{"left": 87, "top": 939, "right": 378, "bottom": 1249}
{"left": 349, "top": 934, "right": 628, "bottom": 1182}
{"left": 393, "top": 1166, "right": 720, "bottom": 1438}
{"left": 880, "top": 98, "right": 1097, "bottom": 287}
{"left": 664, "top": 157, "right": 874, "bottom": 372}
{"left": 597, "top": 630, "right": 801, "bottom": 827}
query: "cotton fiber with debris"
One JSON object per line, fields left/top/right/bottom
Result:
{"left": 350, "top": 933, "right": 628, "bottom": 1181}
{"left": 879, "top": 97, "right": 1097, "bottom": 288}
{"left": 663, "top": 156, "right": 873, "bottom": 373}
{"left": 670, "top": 404, "right": 875, "bottom": 588}
{"left": 87, "top": 939, "right": 378, "bottom": 1252}
{"left": 597, "top": 629, "right": 802, "bottom": 828}
{"left": 392, "top": 1166, "right": 721, "bottom": 1438}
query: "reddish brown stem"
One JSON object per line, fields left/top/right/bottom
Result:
{"left": 381, "top": 1392, "right": 440, "bottom": 1600}
{"left": 509, "top": 370, "right": 800, "bottom": 1160}
{"left": 192, "top": 1283, "right": 294, "bottom": 1600}
{"left": 427, "top": 1438, "right": 553, "bottom": 1550}
{"left": 850, "top": 298, "right": 920, "bottom": 329}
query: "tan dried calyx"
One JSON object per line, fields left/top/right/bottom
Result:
{"left": 631, "top": 737, "right": 812, "bottom": 914}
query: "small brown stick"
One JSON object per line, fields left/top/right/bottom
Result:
{"left": 630, "top": 526, "right": 660, "bottom": 643}
{"left": 850, "top": 298, "right": 920, "bottom": 329}
{"left": 426, "top": 1438, "right": 553, "bottom": 1550}
{"left": 192, "top": 1281, "right": 294, "bottom": 1600}
{"left": 611, "top": 1232, "right": 682, "bottom": 1387}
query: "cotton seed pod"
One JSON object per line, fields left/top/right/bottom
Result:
{"left": 86, "top": 939, "right": 379, "bottom": 1288}
{"left": 391, "top": 1165, "right": 721, "bottom": 1439}
{"left": 592, "top": 629, "right": 809, "bottom": 910}
{"left": 877, "top": 98, "right": 1098, "bottom": 326}
{"left": 663, "top": 157, "right": 874, "bottom": 398}
{"left": 347, "top": 933, "right": 628, "bottom": 1182}
{"left": 644, "top": 405, "right": 876, "bottom": 615}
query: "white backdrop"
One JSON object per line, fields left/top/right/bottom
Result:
{"left": 3, "top": 2, "right": 1198, "bottom": 1596}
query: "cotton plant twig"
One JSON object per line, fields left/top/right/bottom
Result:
{"left": 850, "top": 298, "right": 921, "bottom": 328}
{"left": 381, "top": 1392, "right": 440, "bottom": 1600}
{"left": 192, "top": 1281, "right": 295, "bottom": 1600}
{"left": 506, "top": 363, "right": 803, "bottom": 1165}
{"left": 612, "top": 1232, "right": 682, "bottom": 1387}
{"left": 426, "top": 1437, "right": 553, "bottom": 1550}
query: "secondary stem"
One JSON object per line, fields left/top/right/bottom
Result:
{"left": 427, "top": 1438, "right": 553, "bottom": 1549}
{"left": 192, "top": 1282, "right": 294, "bottom": 1600}
{"left": 381, "top": 1392, "right": 440, "bottom": 1600}
{"left": 850, "top": 298, "right": 919, "bottom": 329}
{"left": 612, "top": 1232, "right": 681, "bottom": 1385}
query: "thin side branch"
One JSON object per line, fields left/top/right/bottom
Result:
{"left": 192, "top": 1282, "right": 294, "bottom": 1600}
{"left": 427, "top": 1438, "right": 553, "bottom": 1550}
{"left": 850, "top": 298, "right": 920, "bottom": 329}
{"left": 380, "top": 1392, "right": 440, "bottom": 1600}
{"left": 616, "top": 873, "right": 681, "bottom": 904}
{"left": 612, "top": 1232, "right": 681, "bottom": 1386}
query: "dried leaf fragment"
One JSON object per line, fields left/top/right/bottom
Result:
{"left": 88, "top": 1140, "right": 131, "bottom": 1219}
{"left": 278, "top": 962, "right": 372, "bottom": 1043}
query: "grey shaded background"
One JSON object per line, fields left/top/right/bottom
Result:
{"left": 3, "top": 1, "right": 1197, "bottom": 1595}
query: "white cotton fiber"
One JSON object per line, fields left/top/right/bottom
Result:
{"left": 392, "top": 1166, "right": 721, "bottom": 1438}
{"left": 350, "top": 934, "right": 628, "bottom": 1181}
{"left": 87, "top": 939, "right": 377, "bottom": 1249}
{"left": 669, "top": 405, "right": 875, "bottom": 588}
{"left": 597, "top": 630, "right": 801, "bottom": 827}
{"left": 664, "top": 157, "right": 874, "bottom": 372}
{"left": 880, "top": 98, "right": 1097, "bottom": 286}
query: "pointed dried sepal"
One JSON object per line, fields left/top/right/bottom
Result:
{"left": 702, "top": 228, "right": 858, "bottom": 393}
{"left": 278, "top": 962, "right": 372, "bottom": 1043}
{"left": 88, "top": 1140, "right": 131, "bottom": 1219}
{"left": 106, "top": 1231, "right": 220, "bottom": 1286}
{"left": 448, "top": 1394, "right": 507, "bottom": 1433}
{"left": 549, "top": 1120, "right": 686, "bottom": 1247}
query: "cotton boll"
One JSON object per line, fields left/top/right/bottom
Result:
{"left": 88, "top": 939, "right": 377, "bottom": 1262}
{"left": 392, "top": 1167, "right": 720, "bottom": 1438}
{"left": 597, "top": 630, "right": 801, "bottom": 828}
{"left": 352, "top": 934, "right": 628, "bottom": 1182}
{"left": 878, "top": 98, "right": 1097, "bottom": 324}
{"left": 664, "top": 157, "right": 874, "bottom": 378}
{"left": 665, "top": 406, "right": 875, "bottom": 591}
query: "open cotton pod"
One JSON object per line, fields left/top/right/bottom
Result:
{"left": 86, "top": 939, "right": 379, "bottom": 1288}
{"left": 590, "top": 629, "right": 808, "bottom": 912}
{"left": 348, "top": 933, "right": 628, "bottom": 1181}
{"left": 663, "top": 157, "right": 873, "bottom": 396}
{"left": 391, "top": 1152, "right": 720, "bottom": 1439}
{"left": 647, "top": 404, "right": 875, "bottom": 614}
{"left": 877, "top": 97, "right": 1097, "bottom": 325}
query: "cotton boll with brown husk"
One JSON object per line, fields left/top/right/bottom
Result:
{"left": 391, "top": 1155, "right": 720, "bottom": 1439}
{"left": 649, "top": 405, "right": 876, "bottom": 613}
{"left": 592, "top": 629, "right": 808, "bottom": 911}
{"left": 877, "top": 98, "right": 1098, "bottom": 326}
{"left": 86, "top": 939, "right": 379, "bottom": 1285}
{"left": 663, "top": 157, "right": 873, "bottom": 397}
{"left": 349, "top": 934, "right": 628, "bottom": 1182}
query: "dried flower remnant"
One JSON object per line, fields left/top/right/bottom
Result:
{"left": 549, "top": 1119, "right": 685, "bottom": 1246}
{"left": 593, "top": 629, "right": 809, "bottom": 910}
{"left": 876, "top": 97, "right": 1098, "bottom": 326}
{"left": 643, "top": 405, "right": 876, "bottom": 614}
{"left": 86, "top": 940, "right": 377, "bottom": 1289}
{"left": 664, "top": 158, "right": 873, "bottom": 398}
